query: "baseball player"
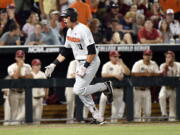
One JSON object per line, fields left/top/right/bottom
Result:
{"left": 65, "top": 60, "right": 89, "bottom": 123}
{"left": 31, "top": 59, "right": 48, "bottom": 124}
{"left": 159, "top": 51, "right": 180, "bottom": 121}
{"left": 45, "top": 8, "right": 113, "bottom": 124}
{"left": 99, "top": 51, "right": 130, "bottom": 123}
{"left": 8, "top": 50, "right": 33, "bottom": 125}
{"left": 131, "top": 49, "right": 159, "bottom": 122}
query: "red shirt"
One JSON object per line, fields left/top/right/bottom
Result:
{"left": 138, "top": 27, "right": 160, "bottom": 42}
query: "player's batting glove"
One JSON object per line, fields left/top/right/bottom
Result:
{"left": 45, "top": 63, "right": 56, "bottom": 77}
{"left": 77, "top": 65, "right": 87, "bottom": 77}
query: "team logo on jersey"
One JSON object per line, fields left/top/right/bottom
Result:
{"left": 67, "top": 36, "right": 80, "bottom": 42}
{"left": 109, "top": 67, "right": 113, "bottom": 71}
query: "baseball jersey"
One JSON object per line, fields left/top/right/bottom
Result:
{"left": 32, "top": 71, "right": 47, "bottom": 97}
{"left": 64, "top": 23, "right": 97, "bottom": 60}
{"left": 66, "top": 60, "right": 77, "bottom": 79}
{"left": 8, "top": 63, "right": 32, "bottom": 77}
{"left": 160, "top": 62, "right": 180, "bottom": 77}
{"left": 102, "top": 61, "right": 125, "bottom": 77}
{"left": 132, "top": 60, "right": 159, "bottom": 73}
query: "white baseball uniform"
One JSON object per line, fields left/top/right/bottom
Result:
{"left": 132, "top": 59, "right": 159, "bottom": 122}
{"left": 2, "top": 88, "right": 11, "bottom": 126}
{"left": 99, "top": 61, "right": 125, "bottom": 123}
{"left": 32, "top": 70, "right": 46, "bottom": 124}
{"left": 65, "top": 60, "right": 89, "bottom": 123}
{"left": 7, "top": 63, "right": 32, "bottom": 125}
{"left": 64, "top": 23, "right": 107, "bottom": 121}
{"left": 159, "top": 62, "right": 180, "bottom": 121}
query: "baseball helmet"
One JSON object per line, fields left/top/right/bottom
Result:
{"left": 61, "top": 8, "right": 78, "bottom": 22}
{"left": 31, "top": 59, "right": 41, "bottom": 65}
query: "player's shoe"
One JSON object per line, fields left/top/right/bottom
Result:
{"left": 89, "top": 119, "right": 106, "bottom": 125}
{"left": 103, "top": 81, "right": 113, "bottom": 103}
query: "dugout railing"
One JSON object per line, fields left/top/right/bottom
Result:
{"left": 0, "top": 77, "right": 180, "bottom": 123}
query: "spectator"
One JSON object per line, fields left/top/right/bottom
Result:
{"left": 117, "top": 0, "right": 130, "bottom": 17}
{"left": 130, "top": 4, "right": 138, "bottom": 14}
{"left": 14, "top": 0, "right": 33, "bottom": 27}
{"left": 31, "top": 59, "right": 48, "bottom": 124}
{"left": 22, "top": 12, "right": 39, "bottom": 37}
{"left": 119, "top": 11, "right": 136, "bottom": 44}
{"left": 111, "top": 32, "right": 123, "bottom": 44}
{"left": 0, "top": 23, "right": 21, "bottom": 45}
{"left": 158, "top": 20, "right": 172, "bottom": 43}
{"left": 1, "top": 4, "right": 17, "bottom": 34}
{"left": 70, "top": 0, "right": 92, "bottom": 25}
{"left": 99, "top": 51, "right": 130, "bottom": 123}
{"left": 147, "top": 2, "right": 163, "bottom": 28}
{"left": 41, "top": 20, "right": 61, "bottom": 45}
{"left": 134, "top": 13, "right": 145, "bottom": 34}
{"left": 8, "top": 50, "right": 33, "bottom": 125}
{"left": 103, "top": 2, "right": 120, "bottom": 28}
{"left": 131, "top": 49, "right": 160, "bottom": 122}
{"left": 86, "top": 0, "right": 99, "bottom": 15}
{"left": 159, "top": 9, "right": 180, "bottom": 42}
{"left": 39, "top": 0, "right": 60, "bottom": 18}
{"left": 0, "top": 9, "right": 8, "bottom": 36}
{"left": 0, "top": 0, "right": 14, "bottom": 9}
{"left": 138, "top": 19, "right": 162, "bottom": 44}
{"left": 134, "top": 0, "right": 148, "bottom": 17}
{"left": 89, "top": 18, "right": 103, "bottom": 44}
{"left": 159, "top": 51, "right": 180, "bottom": 121}
{"left": 49, "top": 10, "right": 64, "bottom": 44}
{"left": 25, "top": 23, "right": 46, "bottom": 45}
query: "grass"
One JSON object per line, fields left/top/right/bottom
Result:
{"left": 0, "top": 123, "right": 180, "bottom": 135}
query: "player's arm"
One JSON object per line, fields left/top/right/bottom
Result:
{"left": 84, "top": 44, "right": 96, "bottom": 68}
{"left": 45, "top": 47, "right": 71, "bottom": 77}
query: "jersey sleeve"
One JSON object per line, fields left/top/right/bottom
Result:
{"left": 83, "top": 27, "right": 95, "bottom": 46}
{"left": 132, "top": 62, "right": 140, "bottom": 72}
{"left": 101, "top": 63, "right": 109, "bottom": 75}
{"left": 153, "top": 62, "right": 160, "bottom": 73}
{"left": 7, "top": 65, "right": 14, "bottom": 77}
{"left": 64, "top": 29, "right": 71, "bottom": 48}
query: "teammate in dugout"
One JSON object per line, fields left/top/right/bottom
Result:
{"left": 31, "top": 59, "right": 49, "bottom": 124}
{"left": 99, "top": 51, "right": 130, "bottom": 123}
{"left": 159, "top": 51, "right": 180, "bottom": 121}
{"left": 8, "top": 50, "right": 33, "bottom": 125}
{"left": 45, "top": 8, "right": 113, "bottom": 124}
{"left": 131, "top": 49, "right": 160, "bottom": 122}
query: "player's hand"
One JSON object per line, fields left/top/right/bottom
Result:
{"left": 77, "top": 65, "right": 87, "bottom": 77}
{"left": 45, "top": 63, "right": 56, "bottom": 77}
{"left": 115, "top": 74, "right": 124, "bottom": 80}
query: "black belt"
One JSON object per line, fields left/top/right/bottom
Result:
{"left": 77, "top": 60, "right": 86, "bottom": 63}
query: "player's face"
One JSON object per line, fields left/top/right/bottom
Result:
{"left": 110, "top": 56, "right": 119, "bottom": 64}
{"left": 63, "top": 17, "right": 72, "bottom": 28}
{"left": 166, "top": 54, "right": 174, "bottom": 64}
{"left": 32, "top": 65, "right": 41, "bottom": 71}
{"left": 15, "top": 56, "right": 25, "bottom": 62}
{"left": 143, "top": 55, "right": 152, "bottom": 62}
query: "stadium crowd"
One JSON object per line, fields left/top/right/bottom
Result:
{"left": 0, "top": 0, "right": 180, "bottom": 45}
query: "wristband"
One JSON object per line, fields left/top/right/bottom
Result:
{"left": 53, "top": 59, "right": 60, "bottom": 65}
{"left": 84, "top": 61, "right": 90, "bottom": 68}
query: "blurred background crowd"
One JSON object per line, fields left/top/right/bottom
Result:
{"left": 0, "top": 0, "right": 180, "bottom": 46}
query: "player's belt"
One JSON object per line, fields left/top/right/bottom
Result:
{"left": 77, "top": 59, "right": 86, "bottom": 62}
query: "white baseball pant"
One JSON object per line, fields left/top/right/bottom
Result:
{"left": 3, "top": 94, "right": 11, "bottom": 126}
{"left": 99, "top": 89, "right": 124, "bottom": 123}
{"left": 134, "top": 88, "right": 151, "bottom": 122}
{"left": 159, "top": 86, "right": 176, "bottom": 121}
{"left": 65, "top": 87, "right": 89, "bottom": 123}
{"left": 9, "top": 91, "right": 25, "bottom": 125}
{"left": 33, "top": 97, "right": 44, "bottom": 124}
{"left": 73, "top": 56, "right": 107, "bottom": 121}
